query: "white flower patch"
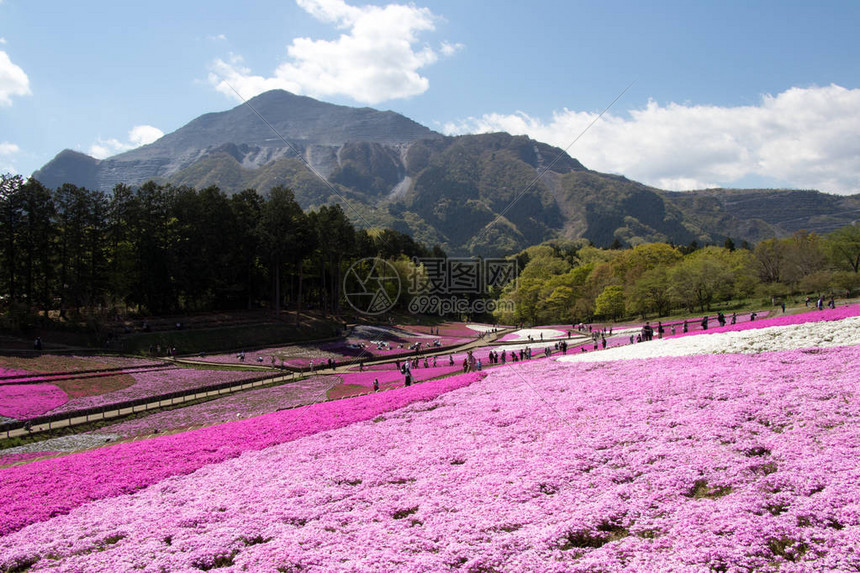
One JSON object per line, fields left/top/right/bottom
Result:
{"left": 465, "top": 323, "right": 496, "bottom": 333}
{"left": 558, "top": 316, "right": 860, "bottom": 363}
{"left": 504, "top": 328, "right": 567, "bottom": 341}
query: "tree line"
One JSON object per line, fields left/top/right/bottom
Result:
{"left": 4, "top": 173, "right": 859, "bottom": 329}
{"left": 495, "top": 227, "right": 860, "bottom": 325}
{"left": 0, "top": 175, "right": 438, "bottom": 326}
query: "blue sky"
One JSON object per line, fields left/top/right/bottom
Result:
{"left": 1, "top": 0, "right": 859, "bottom": 194}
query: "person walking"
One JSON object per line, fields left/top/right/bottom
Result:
{"left": 402, "top": 361, "right": 412, "bottom": 386}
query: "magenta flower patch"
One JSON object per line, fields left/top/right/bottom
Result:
{"left": 0, "top": 371, "right": 483, "bottom": 537}
{"left": 0, "top": 384, "right": 68, "bottom": 419}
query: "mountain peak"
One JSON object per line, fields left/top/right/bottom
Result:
{"left": 33, "top": 90, "right": 442, "bottom": 190}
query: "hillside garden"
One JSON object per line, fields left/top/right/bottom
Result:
{"left": 0, "top": 305, "right": 859, "bottom": 570}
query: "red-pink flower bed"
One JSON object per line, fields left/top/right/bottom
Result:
{"left": 345, "top": 361, "right": 400, "bottom": 371}
{"left": 45, "top": 367, "right": 268, "bottom": 416}
{"left": 0, "top": 367, "right": 30, "bottom": 379}
{"left": 0, "top": 371, "right": 485, "bottom": 537}
{"left": 396, "top": 322, "right": 497, "bottom": 339}
{"left": 0, "top": 384, "right": 68, "bottom": 419}
{"left": 330, "top": 366, "right": 464, "bottom": 398}
{"left": 0, "top": 355, "right": 164, "bottom": 383}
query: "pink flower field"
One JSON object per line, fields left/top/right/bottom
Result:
{"left": 46, "top": 367, "right": 268, "bottom": 416}
{"left": 0, "top": 372, "right": 484, "bottom": 540}
{"left": 0, "top": 451, "right": 60, "bottom": 467}
{"left": 0, "top": 366, "right": 272, "bottom": 421}
{"left": 675, "top": 304, "right": 860, "bottom": 337}
{"left": 2, "top": 310, "right": 860, "bottom": 571}
{"left": 94, "top": 375, "right": 341, "bottom": 438}
{"left": 0, "top": 384, "right": 69, "bottom": 419}
{"left": 183, "top": 324, "right": 476, "bottom": 369}
{"left": 0, "top": 366, "right": 29, "bottom": 378}
{"left": 329, "top": 365, "right": 464, "bottom": 399}
{"left": 0, "top": 354, "right": 164, "bottom": 381}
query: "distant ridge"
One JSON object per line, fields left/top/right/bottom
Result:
{"left": 32, "top": 90, "right": 860, "bottom": 256}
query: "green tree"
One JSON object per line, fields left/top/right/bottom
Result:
{"left": 831, "top": 270, "right": 860, "bottom": 297}
{"left": 781, "top": 231, "right": 826, "bottom": 285}
{"left": 799, "top": 270, "right": 833, "bottom": 299}
{"left": 257, "top": 187, "right": 315, "bottom": 322}
{"left": 543, "top": 285, "right": 576, "bottom": 323}
{"left": 668, "top": 252, "right": 734, "bottom": 312}
{"left": 54, "top": 184, "right": 108, "bottom": 312}
{"left": 16, "top": 178, "right": 55, "bottom": 310}
{"left": 310, "top": 204, "right": 355, "bottom": 315}
{"left": 754, "top": 238, "right": 785, "bottom": 283}
{"left": 0, "top": 174, "right": 26, "bottom": 305}
{"left": 509, "top": 277, "right": 543, "bottom": 325}
{"left": 826, "top": 224, "right": 860, "bottom": 273}
{"left": 595, "top": 284, "right": 625, "bottom": 319}
{"left": 229, "top": 189, "right": 264, "bottom": 309}
{"left": 628, "top": 265, "right": 672, "bottom": 317}
{"left": 168, "top": 185, "right": 238, "bottom": 310}
{"left": 610, "top": 242, "right": 682, "bottom": 284}
{"left": 128, "top": 182, "right": 176, "bottom": 313}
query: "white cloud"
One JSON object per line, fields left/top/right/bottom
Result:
{"left": 127, "top": 125, "right": 164, "bottom": 147}
{"left": 209, "top": 0, "right": 455, "bottom": 105}
{"left": 0, "top": 50, "right": 31, "bottom": 106}
{"left": 89, "top": 125, "right": 164, "bottom": 159}
{"left": 0, "top": 141, "right": 19, "bottom": 173}
{"left": 444, "top": 84, "right": 860, "bottom": 196}
{"left": 439, "top": 41, "right": 462, "bottom": 57}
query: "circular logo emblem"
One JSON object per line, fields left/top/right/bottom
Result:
{"left": 343, "top": 257, "right": 401, "bottom": 315}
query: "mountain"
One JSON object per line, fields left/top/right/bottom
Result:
{"left": 33, "top": 90, "right": 860, "bottom": 256}
{"left": 34, "top": 90, "right": 441, "bottom": 191}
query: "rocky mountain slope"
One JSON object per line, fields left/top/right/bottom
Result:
{"left": 33, "top": 90, "right": 860, "bottom": 256}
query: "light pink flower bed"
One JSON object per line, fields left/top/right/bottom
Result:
{"left": 184, "top": 345, "right": 353, "bottom": 367}
{"left": 0, "top": 371, "right": 484, "bottom": 538}
{"left": 46, "top": 367, "right": 269, "bottom": 416}
{"left": 95, "top": 375, "right": 341, "bottom": 439}
{"left": 2, "top": 345, "right": 859, "bottom": 570}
